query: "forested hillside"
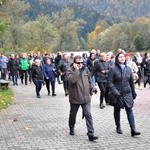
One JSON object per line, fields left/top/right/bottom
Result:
{"left": 24, "top": 0, "right": 102, "bottom": 37}
{"left": 24, "top": 0, "right": 150, "bottom": 37}
{"left": 0, "top": 0, "right": 150, "bottom": 53}
{"left": 47, "top": 0, "right": 150, "bottom": 21}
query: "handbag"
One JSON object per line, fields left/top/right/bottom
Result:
{"left": 132, "top": 72, "right": 139, "bottom": 81}
{"left": 108, "top": 92, "right": 118, "bottom": 106}
{"left": 116, "top": 96, "right": 124, "bottom": 108}
{"left": 108, "top": 68, "right": 127, "bottom": 109}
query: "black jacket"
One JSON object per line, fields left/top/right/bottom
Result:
{"left": 58, "top": 59, "right": 71, "bottom": 81}
{"left": 108, "top": 53, "right": 136, "bottom": 108}
{"left": 93, "top": 59, "right": 110, "bottom": 82}
{"left": 31, "top": 64, "right": 44, "bottom": 81}
{"left": 141, "top": 58, "right": 150, "bottom": 76}
{"left": 7, "top": 58, "right": 18, "bottom": 75}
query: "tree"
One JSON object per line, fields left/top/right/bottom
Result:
{"left": 134, "top": 34, "right": 144, "bottom": 51}
{"left": 51, "top": 8, "right": 85, "bottom": 52}
{"left": 22, "top": 15, "right": 58, "bottom": 52}
{"left": 0, "top": 0, "right": 30, "bottom": 52}
{"left": 87, "top": 25, "right": 102, "bottom": 50}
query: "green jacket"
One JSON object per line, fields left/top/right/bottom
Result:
{"left": 19, "top": 58, "right": 29, "bottom": 70}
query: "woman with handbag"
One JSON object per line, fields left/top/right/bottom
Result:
{"left": 108, "top": 52, "right": 141, "bottom": 137}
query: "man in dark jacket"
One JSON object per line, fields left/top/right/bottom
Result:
{"left": 108, "top": 52, "right": 141, "bottom": 137}
{"left": 55, "top": 52, "right": 62, "bottom": 84}
{"left": 58, "top": 54, "right": 71, "bottom": 96}
{"left": 67, "top": 55, "right": 98, "bottom": 141}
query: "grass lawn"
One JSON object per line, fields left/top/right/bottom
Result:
{"left": 0, "top": 88, "right": 14, "bottom": 111}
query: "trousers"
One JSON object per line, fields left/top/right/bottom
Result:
{"left": 114, "top": 104, "right": 136, "bottom": 130}
{"left": 69, "top": 103, "right": 94, "bottom": 136}
{"left": 33, "top": 79, "right": 43, "bottom": 96}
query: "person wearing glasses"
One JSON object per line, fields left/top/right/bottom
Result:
{"left": 67, "top": 55, "right": 98, "bottom": 141}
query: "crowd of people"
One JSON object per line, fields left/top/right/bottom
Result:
{"left": 1, "top": 48, "right": 150, "bottom": 141}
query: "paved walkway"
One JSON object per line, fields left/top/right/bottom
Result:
{"left": 0, "top": 82, "right": 150, "bottom": 150}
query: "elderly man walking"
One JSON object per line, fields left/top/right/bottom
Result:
{"left": 67, "top": 55, "right": 98, "bottom": 141}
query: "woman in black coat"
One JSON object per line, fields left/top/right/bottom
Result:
{"left": 87, "top": 52, "right": 97, "bottom": 94}
{"left": 31, "top": 59, "right": 44, "bottom": 98}
{"left": 93, "top": 52, "right": 110, "bottom": 109}
{"left": 108, "top": 52, "right": 141, "bottom": 137}
{"left": 141, "top": 52, "right": 150, "bottom": 88}
{"left": 7, "top": 54, "right": 19, "bottom": 85}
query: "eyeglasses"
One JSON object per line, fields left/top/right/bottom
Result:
{"left": 75, "top": 62, "right": 83, "bottom": 64}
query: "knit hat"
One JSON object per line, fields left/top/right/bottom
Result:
{"left": 125, "top": 52, "right": 130, "bottom": 57}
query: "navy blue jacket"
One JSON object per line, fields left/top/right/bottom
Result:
{"left": 43, "top": 63, "right": 56, "bottom": 82}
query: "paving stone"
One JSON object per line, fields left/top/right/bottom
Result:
{"left": 0, "top": 82, "right": 150, "bottom": 149}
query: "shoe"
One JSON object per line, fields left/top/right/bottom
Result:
{"left": 94, "top": 89, "right": 97, "bottom": 94}
{"left": 116, "top": 127, "right": 123, "bottom": 134}
{"left": 144, "top": 83, "right": 146, "bottom": 88}
{"left": 52, "top": 94, "right": 56, "bottom": 96}
{"left": 69, "top": 128, "right": 75, "bottom": 135}
{"left": 100, "top": 105, "right": 103, "bottom": 109}
{"left": 58, "top": 82, "right": 63, "bottom": 84}
{"left": 100, "top": 104, "right": 105, "bottom": 109}
{"left": 48, "top": 92, "right": 50, "bottom": 96}
{"left": 131, "top": 129, "right": 141, "bottom": 137}
{"left": 65, "top": 89, "right": 68, "bottom": 96}
{"left": 88, "top": 135, "right": 98, "bottom": 141}
{"left": 65, "top": 92, "right": 68, "bottom": 96}
{"left": 37, "top": 95, "right": 41, "bottom": 98}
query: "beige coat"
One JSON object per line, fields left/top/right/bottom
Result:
{"left": 67, "top": 66, "right": 92, "bottom": 104}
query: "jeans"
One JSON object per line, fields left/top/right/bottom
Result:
{"left": 1, "top": 68, "right": 7, "bottom": 80}
{"left": 11, "top": 75, "right": 18, "bottom": 85}
{"left": 97, "top": 82, "right": 107, "bottom": 106}
{"left": 91, "top": 75, "right": 96, "bottom": 89}
{"left": 69, "top": 103, "right": 94, "bottom": 136}
{"left": 63, "top": 80, "right": 68, "bottom": 92}
{"left": 45, "top": 79, "right": 56, "bottom": 94}
{"left": 33, "top": 79, "right": 43, "bottom": 96}
{"left": 114, "top": 104, "right": 135, "bottom": 130}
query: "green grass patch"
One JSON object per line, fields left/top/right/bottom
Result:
{"left": 0, "top": 88, "right": 14, "bottom": 111}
